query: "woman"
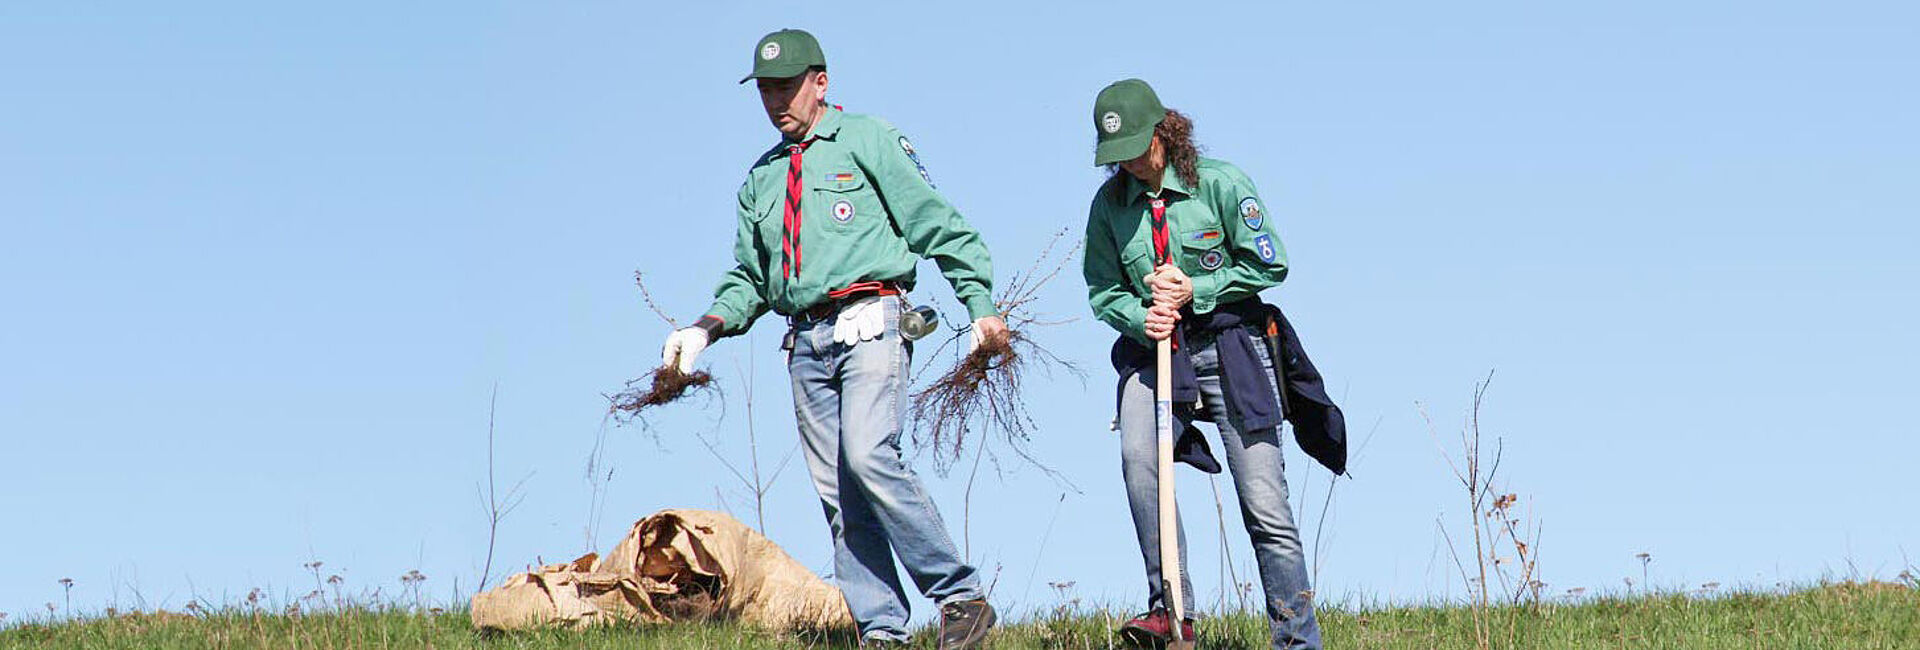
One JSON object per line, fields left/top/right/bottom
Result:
{"left": 1082, "top": 78, "right": 1324, "bottom": 649}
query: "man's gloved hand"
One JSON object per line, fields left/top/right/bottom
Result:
{"left": 970, "top": 315, "right": 1009, "bottom": 353}
{"left": 832, "top": 296, "right": 887, "bottom": 346}
{"left": 660, "top": 327, "right": 709, "bottom": 373}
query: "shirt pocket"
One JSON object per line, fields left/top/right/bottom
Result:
{"left": 1120, "top": 246, "right": 1155, "bottom": 298}
{"left": 1179, "top": 227, "right": 1228, "bottom": 275}
{"left": 747, "top": 191, "right": 782, "bottom": 253}
{"left": 812, "top": 170, "right": 879, "bottom": 233}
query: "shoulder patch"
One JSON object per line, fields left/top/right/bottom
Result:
{"left": 1239, "top": 197, "right": 1264, "bottom": 230}
{"left": 898, "top": 136, "right": 935, "bottom": 187}
{"left": 1252, "top": 234, "right": 1278, "bottom": 263}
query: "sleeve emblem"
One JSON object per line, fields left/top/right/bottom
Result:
{"left": 1239, "top": 197, "right": 1264, "bottom": 230}
{"left": 1253, "top": 234, "right": 1278, "bottom": 263}
{"left": 899, "top": 136, "right": 935, "bottom": 188}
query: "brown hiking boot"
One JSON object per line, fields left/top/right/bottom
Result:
{"left": 1119, "top": 608, "right": 1196, "bottom": 647}
{"left": 937, "top": 598, "right": 995, "bottom": 649}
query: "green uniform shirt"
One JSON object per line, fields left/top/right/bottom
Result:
{"left": 1083, "top": 158, "right": 1289, "bottom": 344}
{"left": 703, "top": 107, "right": 997, "bottom": 335}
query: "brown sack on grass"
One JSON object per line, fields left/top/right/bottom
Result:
{"left": 597, "top": 509, "right": 853, "bottom": 632}
{"left": 469, "top": 553, "right": 658, "bottom": 631}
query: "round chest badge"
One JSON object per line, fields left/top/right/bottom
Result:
{"left": 761, "top": 42, "right": 781, "bottom": 60}
{"left": 1239, "top": 197, "right": 1264, "bottom": 230}
{"left": 1101, "top": 111, "right": 1122, "bottom": 134}
{"left": 831, "top": 200, "right": 855, "bottom": 223}
{"left": 1200, "top": 249, "right": 1226, "bottom": 271}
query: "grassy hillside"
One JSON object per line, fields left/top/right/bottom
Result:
{"left": 3, "top": 582, "right": 1914, "bottom": 649}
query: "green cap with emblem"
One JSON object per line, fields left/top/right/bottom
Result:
{"left": 740, "top": 29, "right": 826, "bottom": 84}
{"left": 1092, "top": 78, "right": 1167, "bottom": 166}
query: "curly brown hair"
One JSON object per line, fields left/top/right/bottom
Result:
{"left": 1105, "top": 108, "right": 1201, "bottom": 201}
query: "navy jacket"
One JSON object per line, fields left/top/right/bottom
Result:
{"left": 1111, "top": 299, "right": 1347, "bottom": 476}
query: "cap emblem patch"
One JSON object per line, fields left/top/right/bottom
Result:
{"left": 761, "top": 42, "right": 781, "bottom": 60}
{"left": 1101, "top": 111, "right": 1122, "bottom": 134}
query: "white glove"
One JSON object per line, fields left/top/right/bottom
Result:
{"left": 969, "top": 316, "right": 1008, "bottom": 354}
{"left": 660, "top": 327, "right": 709, "bottom": 373}
{"left": 832, "top": 296, "right": 887, "bottom": 346}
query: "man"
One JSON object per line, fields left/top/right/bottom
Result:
{"left": 658, "top": 28, "right": 1004, "bottom": 649}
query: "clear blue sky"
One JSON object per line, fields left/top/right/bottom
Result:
{"left": 4, "top": 1, "right": 1916, "bottom": 625}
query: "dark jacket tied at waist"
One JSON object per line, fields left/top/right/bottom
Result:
{"left": 1110, "top": 299, "right": 1348, "bottom": 476}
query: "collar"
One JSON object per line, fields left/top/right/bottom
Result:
{"left": 808, "top": 105, "right": 845, "bottom": 140}
{"left": 779, "top": 105, "right": 844, "bottom": 150}
{"left": 1126, "top": 164, "right": 1193, "bottom": 202}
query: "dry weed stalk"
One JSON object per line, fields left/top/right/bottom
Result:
{"left": 909, "top": 230, "right": 1082, "bottom": 474}
{"left": 692, "top": 353, "right": 801, "bottom": 534}
{"left": 475, "top": 386, "right": 531, "bottom": 592}
{"left": 1423, "top": 371, "right": 1545, "bottom": 650}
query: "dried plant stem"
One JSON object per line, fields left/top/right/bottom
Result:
{"left": 908, "top": 229, "right": 1084, "bottom": 475}
{"left": 476, "top": 386, "right": 530, "bottom": 592}
{"left": 1424, "top": 371, "right": 1544, "bottom": 650}
{"left": 1209, "top": 475, "right": 1247, "bottom": 614}
{"left": 633, "top": 271, "right": 679, "bottom": 329}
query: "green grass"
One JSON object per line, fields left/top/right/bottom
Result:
{"left": 4, "top": 582, "right": 1915, "bottom": 649}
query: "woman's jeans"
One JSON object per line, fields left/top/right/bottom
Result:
{"left": 1117, "top": 328, "right": 1323, "bottom": 649}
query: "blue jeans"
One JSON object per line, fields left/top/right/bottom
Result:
{"left": 1117, "top": 328, "right": 1323, "bottom": 649}
{"left": 788, "top": 298, "right": 983, "bottom": 642}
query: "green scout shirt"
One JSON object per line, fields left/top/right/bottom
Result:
{"left": 1083, "top": 157, "right": 1289, "bottom": 344}
{"left": 702, "top": 107, "right": 997, "bottom": 336}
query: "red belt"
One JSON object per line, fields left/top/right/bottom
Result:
{"left": 799, "top": 281, "right": 900, "bottom": 321}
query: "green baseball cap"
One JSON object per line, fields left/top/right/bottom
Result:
{"left": 1092, "top": 78, "right": 1167, "bottom": 166}
{"left": 740, "top": 29, "right": 826, "bottom": 84}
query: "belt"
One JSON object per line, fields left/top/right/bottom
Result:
{"left": 796, "top": 281, "right": 900, "bottom": 322}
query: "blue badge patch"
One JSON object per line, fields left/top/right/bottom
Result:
{"left": 1239, "top": 196, "right": 1264, "bottom": 230}
{"left": 1253, "top": 234, "right": 1278, "bottom": 263}
{"left": 831, "top": 200, "right": 855, "bottom": 223}
{"left": 1199, "top": 249, "right": 1225, "bottom": 270}
{"left": 900, "top": 136, "right": 935, "bottom": 187}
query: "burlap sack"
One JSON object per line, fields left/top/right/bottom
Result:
{"left": 598, "top": 509, "right": 853, "bottom": 631}
{"left": 468, "top": 553, "right": 657, "bottom": 630}
{"left": 470, "top": 509, "right": 851, "bottom": 632}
